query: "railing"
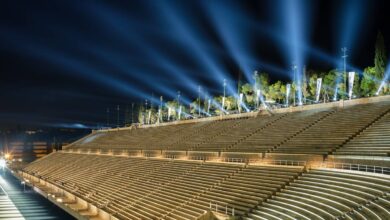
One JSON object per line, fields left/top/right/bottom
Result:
{"left": 165, "top": 155, "right": 177, "bottom": 159}
{"left": 189, "top": 156, "right": 208, "bottom": 161}
{"left": 264, "top": 160, "right": 306, "bottom": 166}
{"left": 321, "top": 162, "right": 390, "bottom": 175}
{"left": 223, "top": 158, "right": 247, "bottom": 163}
{"left": 209, "top": 202, "right": 235, "bottom": 216}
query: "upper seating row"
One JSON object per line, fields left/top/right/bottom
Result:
{"left": 69, "top": 101, "right": 390, "bottom": 157}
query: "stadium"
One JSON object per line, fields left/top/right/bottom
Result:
{"left": 0, "top": 0, "right": 389, "bottom": 220}
{"left": 9, "top": 95, "right": 390, "bottom": 220}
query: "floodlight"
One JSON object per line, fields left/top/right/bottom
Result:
{"left": 0, "top": 159, "right": 6, "bottom": 169}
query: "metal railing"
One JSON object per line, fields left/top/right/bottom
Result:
{"left": 321, "top": 162, "right": 390, "bottom": 175}
{"left": 264, "top": 160, "right": 306, "bottom": 166}
{"left": 223, "top": 158, "right": 247, "bottom": 163}
{"left": 189, "top": 156, "right": 208, "bottom": 161}
{"left": 209, "top": 202, "right": 235, "bottom": 216}
{"left": 165, "top": 155, "right": 177, "bottom": 159}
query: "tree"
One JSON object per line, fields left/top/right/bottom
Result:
{"left": 137, "top": 104, "right": 145, "bottom": 124}
{"left": 322, "top": 70, "right": 338, "bottom": 102}
{"left": 360, "top": 66, "right": 377, "bottom": 96}
{"left": 374, "top": 31, "right": 387, "bottom": 80}
{"left": 302, "top": 66, "right": 310, "bottom": 102}
{"left": 225, "top": 96, "right": 238, "bottom": 111}
{"left": 241, "top": 83, "right": 254, "bottom": 107}
{"left": 165, "top": 100, "right": 179, "bottom": 120}
{"left": 267, "top": 81, "right": 285, "bottom": 103}
{"left": 352, "top": 72, "right": 361, "bottom": 98}
{"left": 258, "top": 73, "right": 270, "bottom": 92}
{"left": 308, "top": 73, "right": 319, "bottom": 100}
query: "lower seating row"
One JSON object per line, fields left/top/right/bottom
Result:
{"left": 23, "top": 152, "right": 302, "bottom": 220}
{"left": 246, "top": 169, "right": 390, "bottom": 220}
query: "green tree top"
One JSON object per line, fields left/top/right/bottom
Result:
{"left": 374, "top": 31, "right": 387, "bottom": 79}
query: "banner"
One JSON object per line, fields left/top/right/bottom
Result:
{"left": 239, "top": 93, "right": 244, "bottom": 113}
{"left": 222, "top": 97, "right": 225, "bottom": 110}
{"left": 348, "top": 72, "right": 355, "bottom": 99}
{"left": 148, "top": 110, "right": 151, "bottom": 124}
{"left": 207, "top": 99, "right": 211, "bottom": 114}
{"left": 316, "top": 78, "right": 322, "bottom": 102}
{"left": 178, "top": 106, "right": 182, "bottom": 120}
{"left": 167, "top": 107, "right": 171, "bottom": 120}
{"left": 286, "top": 84, "right": 291, "bottom": 106}
{"left": 256, "top": 89, "right": 261, "bottom": 108}
{"left": 158, "top": 109, "right": 161, "bottom": 123}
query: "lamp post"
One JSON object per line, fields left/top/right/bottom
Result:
{"left": 198, "top": 85, "right": 201, "bottom": 117}
{"left": 177, "top": 91, "right": 181, "bottom": 120}
{"left": 116, "top": 105, "right": 120, "bottom": 127}
{"left": 222, "top": 79, "right": 226, "bottom": 115}
{"left": 342, "top": 47, "right": 348, "bottom": 96}
{"left": 131, "top": 103, "right": 134, "bottom": 124}
{"left": 292, "top": 64, "right": 298, "bottom": 106}
{"left": 144, "top": 100, "right": 148, "bottom": 124}
{"left": 106, "top": 108, "right": 110, "bottom": 127}
{"left": 253, "top": 71, "right": 259, "bottom": 109}
{"left": 159, "top": 96, "right": 163, "bottom": 123}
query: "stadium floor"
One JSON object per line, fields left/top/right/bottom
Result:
{"left": 0, "top": 169, "right": 75, "bottom": 220}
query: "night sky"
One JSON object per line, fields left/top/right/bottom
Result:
{"left": 0, "top": 0, "right": 387, "bottom": 129}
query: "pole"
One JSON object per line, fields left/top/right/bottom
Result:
{"left": 131, "top": 103, "right": 134, "bottom": 124}
{"left": 177, "top": 91, "right": 181, "bottom": 121}
{"left": 198, "top": 85, "right": 201, "bottom": 117}
{"left": 116, "top": 105, "right": 120, "bottom": 128}
{"left": 292, "top": 64, "right": 297, "bottom": 106}
{"left": 144, "top": 100, "right": 148, "bottom": 124}
{"left": 223, "top": 79, "right": 226, "bottom": 114}
{"left": 342, "top": 47, "right": 348, "bottom": 96}
{"left": 106, "top": 108, "right": 110, "bottom": 127}
{"left": 253, "top": 71, "right": 259, "bottom": 109}
{"left": 160, "top": 96, "right": 163, "bottom": 123}
{"left": 177, "top": 91, "right": 181, "bottom": 106}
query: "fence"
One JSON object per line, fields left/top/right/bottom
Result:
{"left": 321, "top": 162, "right": 390, "bottom": 175}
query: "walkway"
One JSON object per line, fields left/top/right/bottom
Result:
{"left": 0, "top": 170, "right": 75, "bottom": 220}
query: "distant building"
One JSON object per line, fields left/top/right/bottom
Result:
{"left": 1, "top": 128, "right": 88, "bottom": 162}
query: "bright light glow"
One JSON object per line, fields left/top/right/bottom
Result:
{"left": 56, "top": 198, "right": 63, "bottom": 203}
{"left": 4, "top": 154, "right": 10, "bottom": 160}
{"left": 0, "top": 159, "right": 6, "bottom": 168}
{"left": 376, "top": 63, "right": 390, "bottom": 95}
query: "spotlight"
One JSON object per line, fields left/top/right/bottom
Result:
{"left": 376, "top": 81, "right": 386, "bottom": 95}
{"left": 4, "top": 154, "right": 10, "bottom": 160}
{"left": 0, "top": 159, "right": 6, "bottom": 169}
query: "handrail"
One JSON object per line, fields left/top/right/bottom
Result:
{"left": 189, "top": 156, "right": 208, "bottom": 161}
{"left": 223, "top": 157, "right": 247, "bottom": 163}
{"left": 209, "top": 201, "right": 235, "bottom": 216}
{"left": 264, "top": 160, "right": 306, "bottom": 166}
{"left": 321, "top": 162, "right": 390, "bottom": 175}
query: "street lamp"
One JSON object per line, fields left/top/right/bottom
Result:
{"left": 292, "top": 64, "right": 298, "bottom": 106}
{"left": 222, "top": 79, "right": 226, "bottom": 115}
{"left": 177, "top": 91, "right": 181, "bottom": 120}
{"left": 253, "top": 71, "right": 259, "bottom": 109}
{"left": 342, "top": 47, "right": 348, "bottom": 96}
{"left": 144, "top": 100, "right": 148, "bottom": 124}
{"left": 198, "top": 85, "right": 202, "bottom": 117}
